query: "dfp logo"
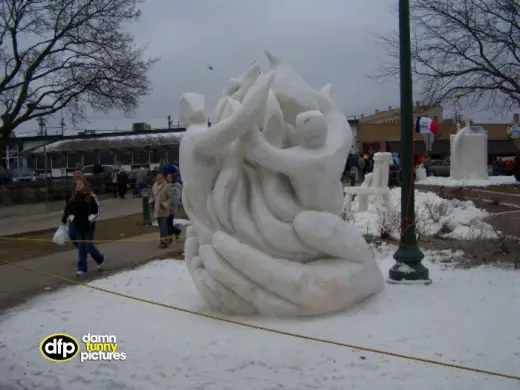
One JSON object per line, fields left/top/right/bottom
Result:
{"left": 40, "top": 334, "right": 80, "bottom": 362}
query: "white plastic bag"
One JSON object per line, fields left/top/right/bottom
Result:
{"left": 52, "top": 224, "right": 69, "bottom": 246}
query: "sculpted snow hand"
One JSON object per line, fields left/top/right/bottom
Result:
{"left": 179, "top": 52, "right": 385, "bottom": 316}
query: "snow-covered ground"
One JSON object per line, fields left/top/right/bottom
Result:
{"left": 1, "top": 245, "right": 519, "bottom": 390}
{"left": 350, "top": 188, "right": 496, "bottom": 239}
{"left": 417, "top": 175, "right": 517, "bottom": 187}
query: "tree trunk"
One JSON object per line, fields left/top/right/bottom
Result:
{"left": 0, "top": 125, "right": 13, "bottom": 164}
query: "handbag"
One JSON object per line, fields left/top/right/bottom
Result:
{"left": 149, "top": 183, "right": 166, "bottom": 211}
{"left": 52, "top": 224, "right": 70, "bottom": 246}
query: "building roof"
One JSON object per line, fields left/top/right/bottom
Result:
{"left": 359, "top": 104, "right": 441, "bottom": 123}
{"left": 27, "top": 131, "right": 184, "bottom": 154}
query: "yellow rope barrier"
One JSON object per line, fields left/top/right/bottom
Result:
{"left": 0, "top": 232, "right": 185, "bottom": 244}
{"left": 1, "top": 259, "right": 519, "bottom": 382}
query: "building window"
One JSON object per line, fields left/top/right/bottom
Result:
{"left": 115, "top": 150, "right": 132, "bottom": 165}
{"left": 26, "top": 155, "right": 35, "bottom": 169}
{"left": 167, "top": 147, "right": 179, "bottom": 163}
{"left": 99, "top": 150, "right": 114, "bottom": 165}
{"left": 150, "top": 149, "right": 167, "bottom": 164}
{"left": 51, "top": 154, "right": 66, "bottom": 169}
{"left": 132, "top": 149, "right": 149, "bottom": 165}
{"left": 35, "top": 154, "right": 51, "bottom": 170}
{"left": 83, "top": 152, "right": 98, "bottom": 166}
{"left": 67, "top": 152, "right": 81, "bottom": 169}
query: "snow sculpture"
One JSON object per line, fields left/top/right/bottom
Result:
{"left": 450, "top": 119, "right": 488, "bottom": 180}
{"left": 343, "top": 152, "right": 392, "bottom": 213}
{"left": 179, "top": 52, "right": 385, "bottom": 317}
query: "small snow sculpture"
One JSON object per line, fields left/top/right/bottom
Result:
{"left": 179, "top": 52, "right": 385, "bottom": 317}
{"left": 343, "top": 152, "right": 392, "bottom": 213}
{"left": 450, "top": 117, "right": 488, "bottom": 180}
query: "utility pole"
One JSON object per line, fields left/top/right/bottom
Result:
{"left": 60, "top": 117, "right": 66, "bottom": 136}
{"left": 387, "top": 0, "right": 431, "bottom": 285}
{"left": 37, "top": 117, "right": 46, "bottom": 136}
{"left": 168, "top": 115, "right": 172, "bottom": 129}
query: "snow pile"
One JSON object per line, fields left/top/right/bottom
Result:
{"left": 350, "top": 188, "right": 495, "bottom": 239}
{"left": 1, "top": 248, "right": 519, "bottom": 390}
{"left": 417, "top": 175, "right": 517, "bottom": 187}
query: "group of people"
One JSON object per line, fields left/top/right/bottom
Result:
{"left": 110, "top": 167, "right": 129, "bottom": 199}
{"left": 343, "top": 152, "right": 382, "bottom": 182}
{"left": 60, "top": 163, "right": 184, "bottom": 275}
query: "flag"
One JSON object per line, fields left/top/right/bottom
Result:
{"left": 415, "top": 116, "right": 438, "bottom": 135}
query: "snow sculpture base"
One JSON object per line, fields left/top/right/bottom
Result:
{"left": 179, "top": 52, "right": 385, "bottom": 317}
{"left": 343, "top": 152, "right": 391, "bottom": 213}
{"left": 415, "top": 167, "right": 427, "bottom": 182}
{"left": 450, "top": 133, "right": 488, "bottom": 180}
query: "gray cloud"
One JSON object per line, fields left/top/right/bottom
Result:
{"left": 17, "top": 0, "right": 506, "bottom": 136}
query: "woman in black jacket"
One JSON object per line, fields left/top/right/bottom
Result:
{"left": 62, "top": 180, "right": 105, "bottom": 275}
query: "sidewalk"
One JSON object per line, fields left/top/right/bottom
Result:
{"left": 0, "top": 233, "right": 185, "bottom": 312}
{"left": 0, "top": 197, "right": 144, "bottom": 236}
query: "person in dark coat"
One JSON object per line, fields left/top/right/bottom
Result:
{"left": 117, "top": 169, "right": 129, "bottom": 199}
{"left": 62, "top": 179, "right": 104, "bottom": 275}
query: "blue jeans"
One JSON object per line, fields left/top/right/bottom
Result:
{"left": 69, "top": 224, "right": 104, "bottom": 272}
{"left": 137, "top": 183, "right": 146, "bottom": 197}
{"left": 157, "top": 217, "right": 169, "bottom": 241}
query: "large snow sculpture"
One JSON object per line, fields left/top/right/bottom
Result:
{"left": 450, "top": 120, "right": 488, "bottom": 180}
{"left": 179, "top": 52, "right": 385, "bottom": 317}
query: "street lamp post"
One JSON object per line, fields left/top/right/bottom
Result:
{"left": 388, "top": 0, "right": 431, "bottom": 284}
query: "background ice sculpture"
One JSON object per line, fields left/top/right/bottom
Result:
{"left": 179, "top": 52, "right": 385, "bottom": 317}
{"left": 450, "top": 119, "right": 488, "bottom": 180}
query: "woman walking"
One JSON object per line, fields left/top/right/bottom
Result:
{"left": 149, "top": 173, "right": 173, "bottom": 248}
{"left": 62, "top": 180, "right": 105, "bottom": 275}
{"left": 166, "top": 173, "right": 183, "bottom": 242}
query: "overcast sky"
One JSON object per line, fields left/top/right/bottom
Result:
{"left": 15, "top": 0, "right": 511, "bottom": 136}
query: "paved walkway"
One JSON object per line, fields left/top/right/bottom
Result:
{"left": 0, "top": 197, "right": 144, "bottom": 236}
{"left": 0, "top": 233, "right": 185, "bottom": 312}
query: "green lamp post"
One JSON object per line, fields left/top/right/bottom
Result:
{"left": 388, "top": 0, "right": 431, "bottom": 285}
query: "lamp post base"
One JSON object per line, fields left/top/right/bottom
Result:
{"left": 388, "top": 245, "right": 431, "bottom": 284}
{"left": 387, "top": 260, "right": 431, "bottom": 284}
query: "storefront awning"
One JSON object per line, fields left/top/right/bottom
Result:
{"left": 26, "top": 132, "right": 184, "bottom": 154}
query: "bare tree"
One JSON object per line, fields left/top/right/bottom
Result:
{"left": 0, "top": 0, "right": 158, "bottom": 155}
{"left": 374, "top": 0, "right": 520, "bottom": 114}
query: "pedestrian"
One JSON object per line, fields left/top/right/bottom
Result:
{"left": 62, "top": 170, "right": 87, "bottom": 247}
{"left": 135, "top": 166, "right": 148, "bottom": 197}
{"left": 117, "top": 168, "right": 128, "bottom": 199}
{"left": 166, "top": 173, "right": 183, "bottom": 242}
{"left": 358, "top": 154, "right": 365, "bottom": 181}
{"left": 61, "top": 179, "right": 104, "bottom": 276}
{"left": 148, "top": 173, "right": 173, "bottom": 248}
{"left": 111, "top": 167, "right": 119, "bottom": 198}
{"left": 163, "top": 162, "right": 179, "bottom": 179}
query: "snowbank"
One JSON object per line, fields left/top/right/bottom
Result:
{"left": 0, "top": 249, "right": 519, "bottom": 390}
{"left": 417, "top": 175, "right": 517, "bottom": 187}
{"left": 350, "top": 188, "right": 496, "bottom": 239}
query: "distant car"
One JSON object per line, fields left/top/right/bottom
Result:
{"left": 8, "top": 168, "right": 41, "bottom": 183}
{"left": 427, "top": 159, "right": 450, "bottom": 177}
{"left": 82, "top": 164, "right": 114, "bottom": 177}
{"left": 82, "top": 164, "right": 135, "bottom": 183}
